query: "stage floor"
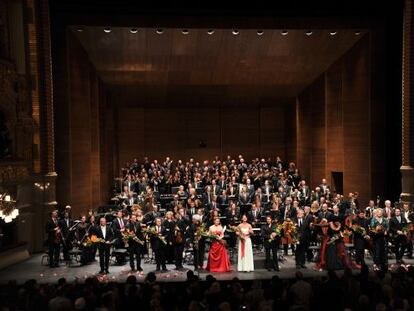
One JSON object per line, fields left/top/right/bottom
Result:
{"left": 0, "top": 253, "right": 412, "bottom": 284}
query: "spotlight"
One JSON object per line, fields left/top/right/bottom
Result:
{"left": 103, "top": 27, "right": 112, "bottom": 33}
{"left": 76, "top": 27, "right": 84, "bottom": 32}
{"left": 305, "top": 30, "right": 313, "bottom": 36}
{"left": 232, "top": 29, "right": 239, "bottom": 35}
{"left": 281, "top": 30, "right": 288, "bottom": 36}
{"left": 182, "top": 29, "right": 189, "bottom": 35}
{"left": 130, "top": 28, "right": 138, "bottom": 34}
{"left": 207, "top": 29, "right": 215, "bottom": 35}
{"left": 156, "top": 28, "right": 164, "bottom": 34}
{"left": 354, "top": 30, "right": 361, "bottom": 35}
{"left": 329, "top": 31, "right": 337, "bottom": 36}
{"left": 257, "top": 30, "right": 264, "bottom": 36}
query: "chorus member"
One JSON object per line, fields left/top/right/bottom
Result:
{"left": 236, "top": 215, "right": 254, "bottom": 272}
{"left": 370, "top": 208, "right": 389, "bottom": 270}
{"left": 389, "top": 207, "right": 408, "bottom": 264}
{"left": 96, "top": 217, "right": 114, "bottom": 274}
{"left": 206, "top": 217, "right": 231, "bottom": 272}
{"left": 261, "top": 215, "right": 280, "bottom": 271}
{"left": 45, "top": 210, "right": 62, "bottom": 268}
{"left": 126, "top": 214, "right": 144, "bottom": 272}
{"left": 151, "top": 217, "right": 168, "bottom": 272}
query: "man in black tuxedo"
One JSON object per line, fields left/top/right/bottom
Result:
{"left": 261, "top": 180, "right": 273, "bottom": 204}
{"left": 187, "top": 215, "right": 206, "bottom": 271}
{"left": 203, "top": 186, "right": 214, "bottom": 208}
{"left": 245, "top": 179, "right": 255, "bottom": 200}
{"left": 295, "top": 207, "right": 313, "bottom": 269}
{"left": 174, "top": 212, "right": 187, "bottom": 270}
{"left": 126, "top": 214, "right": 144, "bottom": 272}
{"left": 95, "top": 217, "right": 115, "bottom": 274}
{"left": 218, "top": 190, "right": 229, "bottom": 207}
{"left": 45, "top": 210, "right": 61, "bottom": 268}
{"left": 151, "top": 217, "right": 168, "bottom": 271}
{"left": 111, "top": 210, "right": 126, "bottom": 249}
{"left": 299, "top": 180, "right": 310, "bottom": 206}
{"left": 211, "top": 179, "right": 221, "bottom": 197}
{"left": 354, "top": 209, "right": 369, "bottom": 266}
{"left": 59, "top": 210, "right": 74, "bottom": 261}
{"left": 248, "top": 203, "right": 262, "bottom": 225}
{"left": 261, "top": 216, "right": 280, "bottom": 271}
{"left": 389, "top": 207, "right": 408, "bottom": 263}
{"left": 279, "top": 197, "right": 297, "bottom": 222}
{"left": 187, "top": 201, "right": 198, "bottom": 219}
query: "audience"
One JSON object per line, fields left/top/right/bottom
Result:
{"left": 1, "top": 265, "right": 414, "bottom": 311}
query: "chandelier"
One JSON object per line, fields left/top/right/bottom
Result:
{"left": 0, "top": 193, "right": 18, "bottom": 223}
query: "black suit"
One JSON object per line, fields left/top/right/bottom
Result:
{"left": 187, "top": 223, "right": 205, "bottom": 270}
{"left": 174, "top": 218, "right": 187, "bottom": 268}
{"left": 389, "top": 216, "right": 408, "bottom": 261}
{"left": 353, "top": 216, "right": 369, "bottom": 265}
{"left": 95, "top": 225, "right": 115, "bottom": 272}
{"left": 126, "top": 221, "right": 144, "bottom": 270}
{"left": 295, "top": 214, "right": 313, "bottom": 266}
{"left": 261, "top": 223, "right": 279, "bottom": 270}
{"left": 279, "top": 205, "right": 297, "bottom": 222}
{"left": 150, "top": 225, "right": 167, "bottom": 270}
{"left": 45, "top": 218, "right": 61, "bottom": 267}
{"left": 59, "top": 217, "right": 74, "bottom": 260}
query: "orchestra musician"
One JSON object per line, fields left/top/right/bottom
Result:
{"left": 76, "top": 215, "right": 90, "bottom": 266}
{"left": 353, "top": 209, "right": 370, "bottom": 267}
{"left": 370, "top": 208, "right": 389, "bottom": 270}
{"left": 389, "top": 207, "right": 408, "bottom": 264}
{"left": 126, "top": 214, "right": 145, "bottom": 272}
{"left": 59, "top": 210, "right": 74, "bottom": 261}
{"left": 261, "top": 215, "right": 280, "bottom": 271}
{"left": 187, "top": 214, "right": 206, "bottom": 271}
{"left": 402, "top": 203, "right": 414, "bottom": 258}
{"left": 151, "top": 217, "right": 168, "bottom": 272}
{"left": 163, "top": 211, "right": 176, "bottom": 264}
{"left": 174, "top": 211, "right": 187, "bottom": 270}
{"left": 295, "top": 207, "right": 313, "bottom": 269}
{"left": 45, "top": 210, "right": 62, "bottom": 268}
{"left": 280, "top": 197, "right": 297, "bottom": 256}
{"left": 95, "top": 217, "right": 115, "bottom": 274}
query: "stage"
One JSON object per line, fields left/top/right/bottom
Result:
{"left": 0, "top": 252, "right": 412, "bottom": 284}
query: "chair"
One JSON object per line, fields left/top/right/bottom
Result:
{"left": 111, "top": 248, "right": 128, "bottom": 265}
{"left": 67, "top": 248, "right": 83, "bottom": 266}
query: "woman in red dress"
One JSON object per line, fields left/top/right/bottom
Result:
{"left": 206, "top": 217, "right": 231, "bottom": 272}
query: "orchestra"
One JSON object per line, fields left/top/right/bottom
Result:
{"left": 45, "top": 155, "right": 414, "bottom": 275}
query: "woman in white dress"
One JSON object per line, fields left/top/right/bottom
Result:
{"left": 236, "top": 214, "right": 254, "bottom": 272}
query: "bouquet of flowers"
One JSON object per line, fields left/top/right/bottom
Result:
{"left": 268, "top": 224, "right": 283, "bottom": 242}
{"left": 143, "top": 227, "right": 167, "bottom": 245}
{"left": 90, "top": 234, "right": 115, "bottom": 245}
{"left": 122, "top": 230, "right": 145, "bottom": 246}
{"left": 227, "top": 225, "right": 245, "bottom": 240}
{"left": 352, "top": 224, "right": 370, "bottom": 240}
{"left": 282, "top": 219, "right": 298, "bottom": 243}
{"left": 81, "top": 236, "right": 93, "bottom": 248}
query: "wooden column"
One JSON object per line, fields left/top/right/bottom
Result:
{"left": 401, "top": 0, "right": 414, "bottom": 203}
